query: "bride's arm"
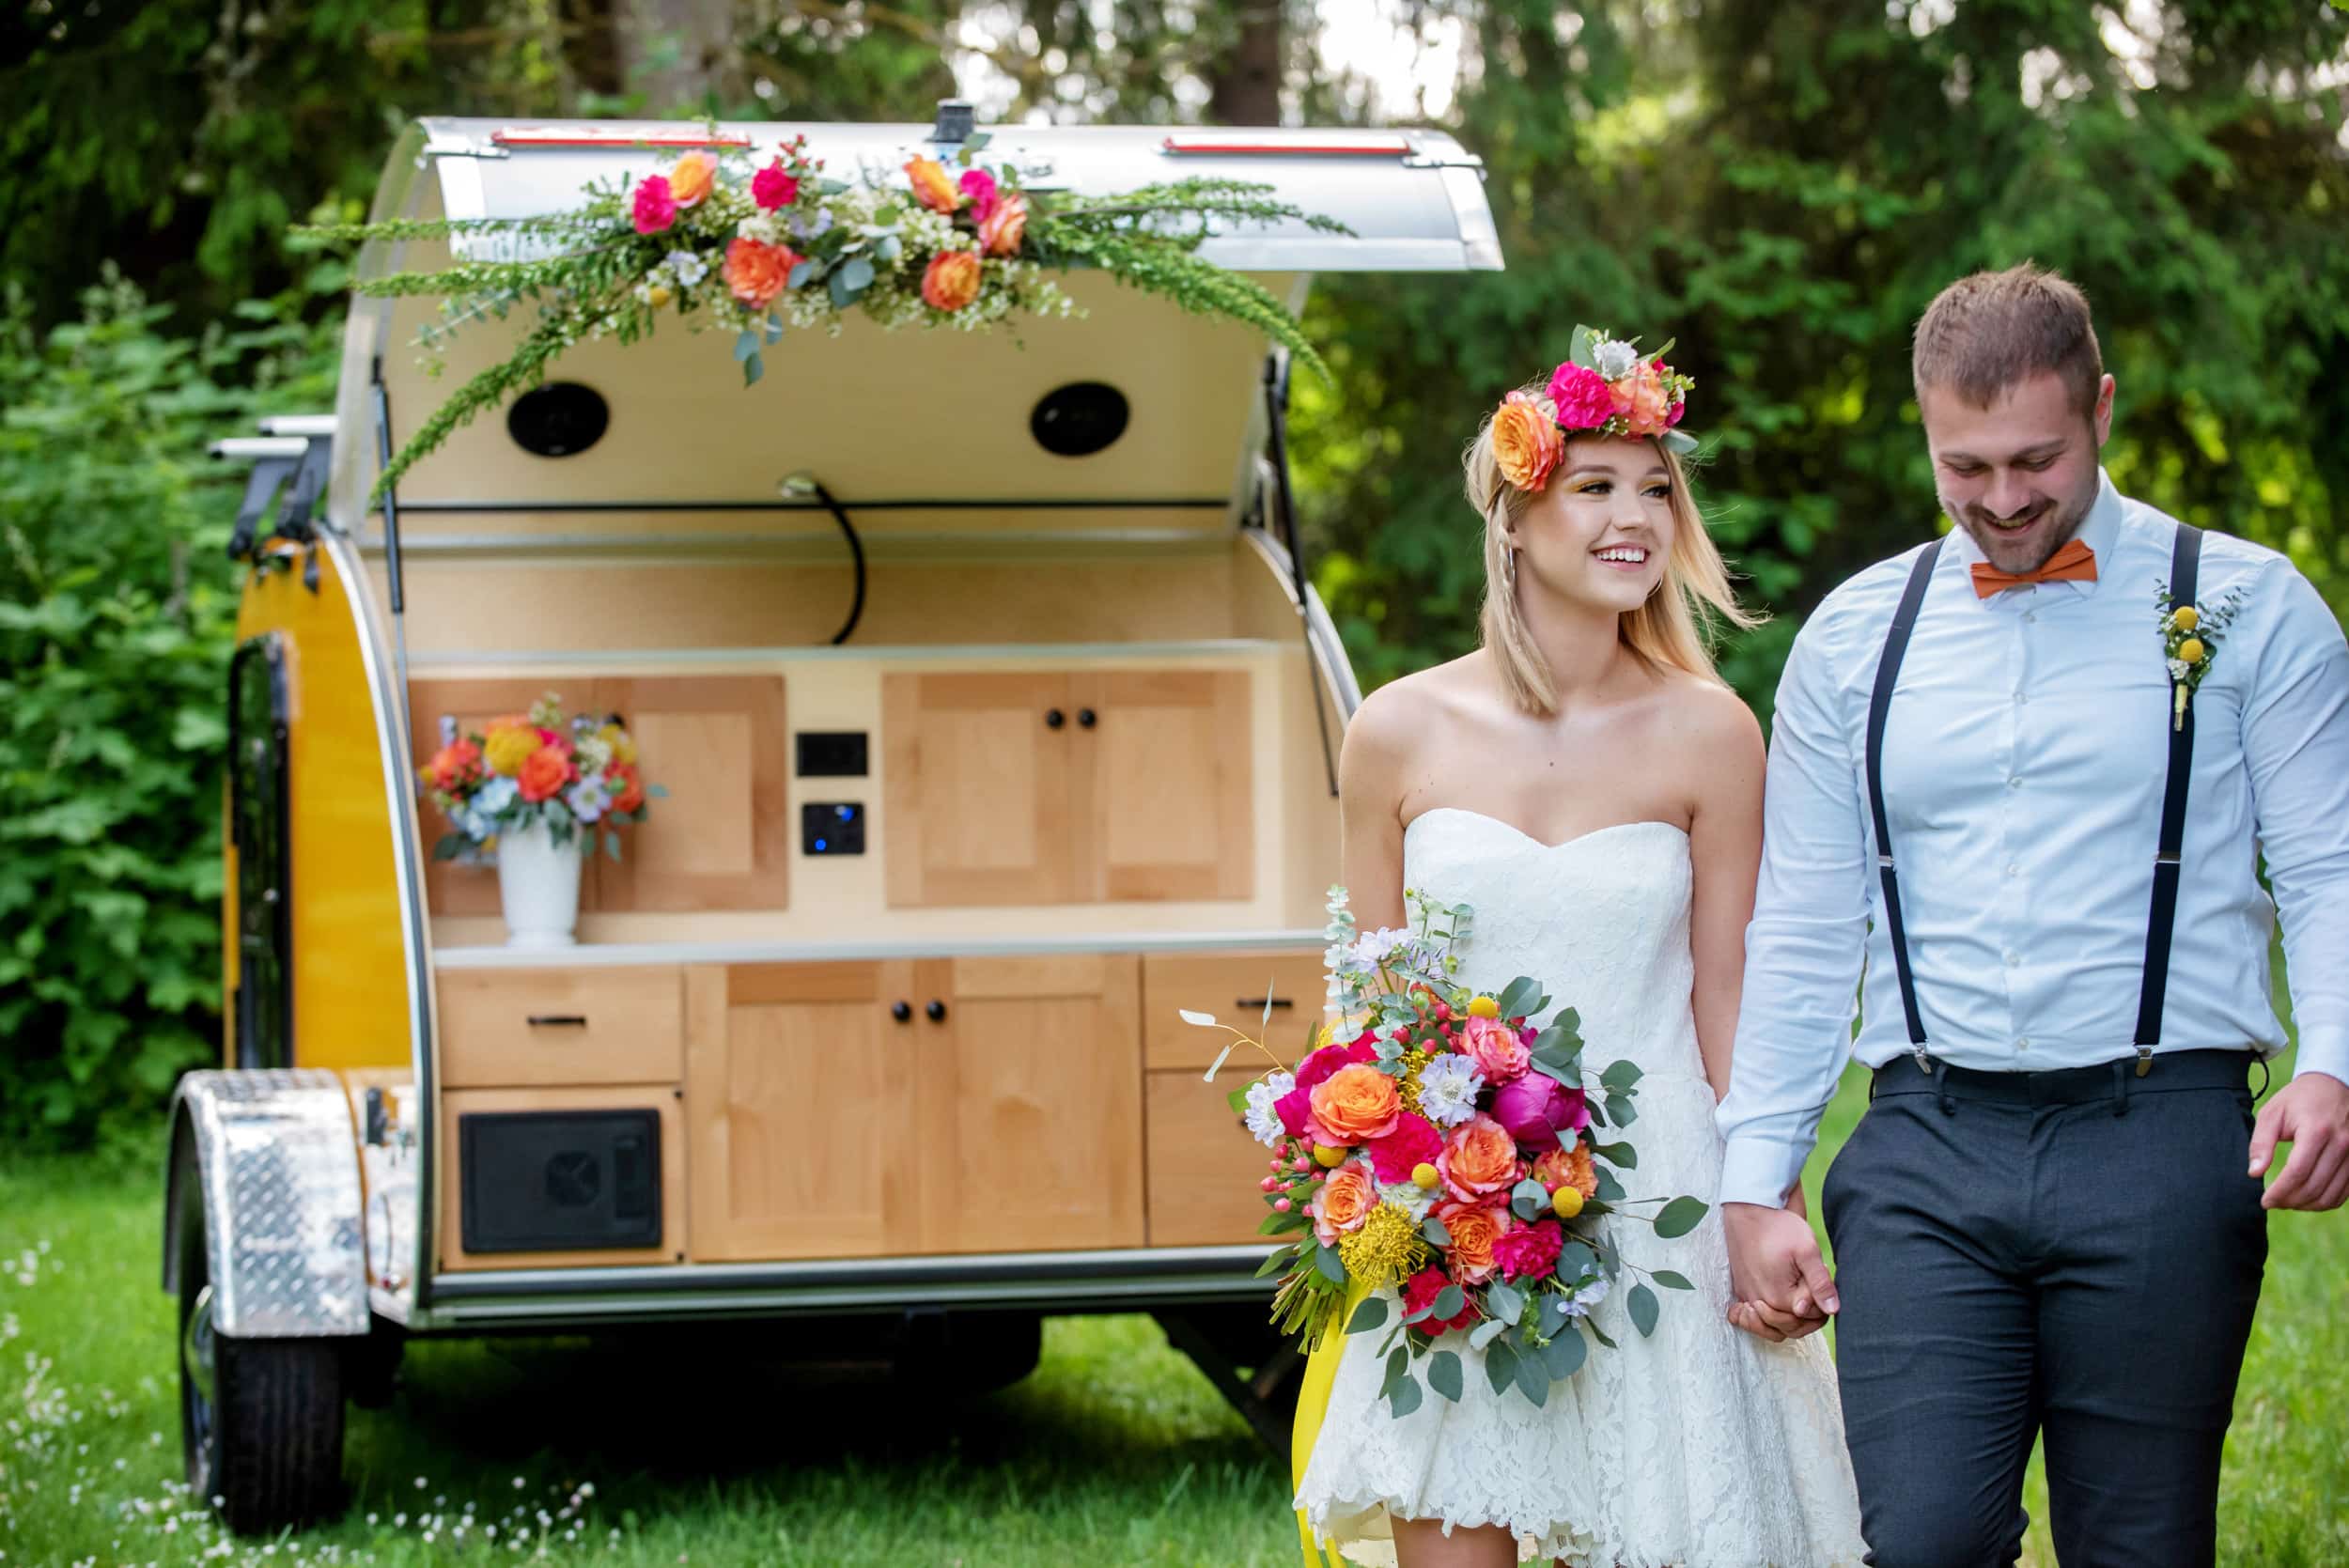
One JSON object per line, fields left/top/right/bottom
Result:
{"left": 1337, "top": 685, "right": 1413, "bottom": 933}
{"left": 1684, "top": 685, "right": 1768, "bottom": 1103}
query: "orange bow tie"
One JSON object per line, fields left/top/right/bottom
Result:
{"left": 1970, "top": 537, "right": 2097, "bottom": 598}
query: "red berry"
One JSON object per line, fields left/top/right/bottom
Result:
{"left": 1292, "top": 1156, "right": 1312, "bottom": 1172}
{"left": 1434, "top": 1002, "right": 1452, "bottom": 1021}
{"left": 1273, "top": 1197, "right": 1293, "bottom": 1213}
{"left": 1260, "top": 1176, "right": 1279, "bottom": 1192}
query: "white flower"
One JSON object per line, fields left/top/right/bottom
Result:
{"left": 1416, "top": 1054, "right": 1485, "bottom": 1126}
{"left": 574, "top": 733, "right": 613, "bottom": 772}
{"left": 787, "top": 207, "right": 835, "bottom": 241}
{"left": 736, "top": 212, "right": 783, "bottom": 244}
{"left": 566, "top": 779, "right": 612, "bottom": 825}
{"left": 1349, "top": 926, "right": 1413, "bottom": 966}
{"left": 1242, "top": 1073, "right": 1295, "bottom": 1147}
{"left": 2167, "top": 657, "right": 2191, "bottom": 679}
{"left": 474, "top": 776, "right": 519, "bottom": 815}
{"left": 665, "top": 249, "right": 708, "bottom": 287}
{"left": 1593, "top": 339, "right": 1640, "bottom": 380}
{"left": 1377, "top": 1179, "right": 1437, "bottom": 1222}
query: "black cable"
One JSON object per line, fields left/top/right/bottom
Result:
{"left": 801, "top": 478, "right": 866, "bottom": 644}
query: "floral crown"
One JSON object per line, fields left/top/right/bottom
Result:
{"left": 1491, "top": 325, "right": 1698, "bottom": 492}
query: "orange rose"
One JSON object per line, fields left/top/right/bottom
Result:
{"left": 724, "top": 237, "right": 800, "bottom": 309}
{"left": 666, "top": 150, "right": 717, "bottom": 209}
{"left": 1433, "top": 1198, "right": 1513, "bottom": 1285}
{"left": 921, "top": 251, "right": 982, "bottom": 312}
{"left": 1610, "top": 365, "right": 1673, "bottom": 437}
{"left": 428, "top": 737, "right": 484, "bottom": 794}
{"left": 1307, "top": 1063, "right": 1402, "bottom": 1145}
{"left": 978, "top": 191, "right": 1029, "bottom": 256}
{"left": 1437, "top": 1113, "right": 1522, "bottom": 1203}
{"left": 517, "top": 745, "right": 572, "bottom": 804}
{"left": 607, "top": 761, "right": 646, "bottom": 815}
{"left": 1492, "top": 391, "right": 1563, "bottom": 490}
{"left": 1310, "top": 1162, "right": 1379, "bottom": 1246}
{"left": 1532, "top": 1141, "right": 1598, "bottom": 1201}
{"left": 905, "top": 156, "right": 963, "bottom": 213}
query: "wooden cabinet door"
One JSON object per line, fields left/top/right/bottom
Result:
{"left": 1075, "top": 670, "right": 1252, "bottom": 902}
{"left": 594, "top": 675, "right": 790, "bottom": 912}
{"left": 1145, "top": 1070, "right": 1281, "bottom": 1247}
{"left": 917, "top": 954, "right": 1144, "bottom": 1252}
{"left": 882, "top": 673, "right": 1076, "bottom": 908}
{"left": 684, "top": 961, "right": 918, "bottom": 1261}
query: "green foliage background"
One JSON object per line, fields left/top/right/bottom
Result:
{"left": 2, "top": 0, "right": 2344, "bottom": 1143}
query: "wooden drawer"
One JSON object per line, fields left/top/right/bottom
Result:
{"left": 1142, "top": 949, "right": 1327, "bottom": 1071}
{"left": 437, "top": 967, "right": 684, "bottom": 1088}
{"left": 1145, "top": 1070, "right": 1281, "bottom": 1248}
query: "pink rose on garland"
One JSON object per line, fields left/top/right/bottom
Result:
{"left": 1462, "top": 1014, "right": 1530, "bottom": 1084}
{"left": 1492, "top": 1218, "right": 1565, "bottom": 1281}
{"left": 1546, "top": 361, "right": 1614, "bottom": 430}
{"left": 1490, "top": 1069, "right": 1589, "bottom": 1145}
{"left": 1365, "top": 1110, "right": 1442, "bottom": 1183}
{"left": 958, "top": 166, "right": 1001, "bottom": 222}
{"left": 978, "top": 192, "right": 1029, "bottom": 257}
{"left": 752, "top": 160, "right": 800, "bottom": 210}
{"left": 631, "top": 175, "right": 678, "bottom": 235}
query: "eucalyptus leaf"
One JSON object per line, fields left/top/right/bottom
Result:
{"left": 1654, "top": 1196, "right": 1710, "bottom": 1239}
{"left": 1468, "top": 1315, "right": 1509, "bottom": 1351}
{"left": 1346, "top": 1296, "right": 1392, "bottom": 1335}
{"left": 1570, "top": 324, "right": 1598, "bottom": 366}
{"left": 1541, "top": 1326, "right": 1587, "bottom": 1380}
{"left": 1515, "top": 1352, "right": 1549, "bottom": 1407}
{"left": 762, "top": 314, "right": 784, "bottom": 345}
{"left": 1432, "top": 1285, "right": 1464, "bottom": 1321}
{"left": 732, "top": 329, "right": 758, "bottom": 363}
{"left": 1420, "top": 1217, "right": 1452, "bottom": 1247}
{"left": 1427, "top": 1349, "right": 1464, "bottom": 1403}
{"left": 1510, "top": 1178, "right": 1550, "bottom": 1220}
{"left": 1595, "top": 1166, "right": 1626, "bottom": 1203}
{"left": 838, "top": 255, "right": 875, "bottom": 291}
{"left": 872, "top": 203, "right": 902, "bottom": 225}
{"left": 786, "top": 259, "right": 820, "bottom": 287}
{"left": 1585, "top": 1096, "right": 1610, "bottom": 1128}
{"left": 741, "top": 351, "right": 763, "bottom": 387}
{"left": 1600, "top": 1059, "right": 1645, "bottom": 1093}
{"left": 1386, "top": 1372, "right": 1423, "bottom": 1417}
{"left": 1487, "top": 1280, "right": 1528, "bottom": 1325}
{"left": 1628, "top": 1282, "right": 1660, "bottom": 1338}
{"left": 1483, "top": 1337, "right": 1520, "bottom": 1395}
{"left": 1588, "top": 1319, "right": 1620, "bottom": 1351}
{"left": 1662, "top": 428, "right": 1700, "bottom": 457}
{"left": 1650, "top": 1270, "right": 1696, "bottom": 1291}
{"left": 1606, "top": 1094, "right": 1638, "bottom": 1127}
{"left": 1594, "top": 1140, "right": 1637, "bottom": 1170}
{"left": 1315, "top": 1243, "right": 1347, "bottom": 1285}
{"left": 1495, "top": 976, "right": 1539, "bottom": 1019}
{"left": 1538, "top": 1293, "right": 1572, "bottom": 1337}
{"left": 1557, "top": 1242, "right": 1598, "bottom": 1281}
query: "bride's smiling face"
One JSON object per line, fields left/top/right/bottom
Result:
{"left": 1507, "top": 437, "right": 1677, "bottom": 616}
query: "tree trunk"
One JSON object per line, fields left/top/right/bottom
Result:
{"left": 617, "top": 0, "right": 738, "bottom": 115}
{"left": 556, "top": 0, "right": 627, "bottom": 101}
{"left": 1206, "top": 0, "right": 1283, "bottom": 126}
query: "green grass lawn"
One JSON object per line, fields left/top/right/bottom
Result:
{"left": 5, "top": 1046, "right": 2344, "bottom": 1565}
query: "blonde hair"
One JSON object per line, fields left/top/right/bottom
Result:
{"left": 1462, "top": 392, "right": 1761, "bottom": 715}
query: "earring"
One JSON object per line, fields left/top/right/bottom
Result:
{"left": 1503, "top": 547, "right": 1517, "bottom": 589}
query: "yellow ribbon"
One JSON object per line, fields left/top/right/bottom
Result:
{"left": 1291, "top": 1279, "right": 1370, "bottom": 1568}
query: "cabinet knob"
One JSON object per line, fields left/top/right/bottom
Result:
{"left": 926, "top": 999, "right": 947, "bottom": 1023}
{"left": 1045, "top": 707, "right": 1066, "bottom": 729}
{"left": 1077, "top": 707, "right": 1097, "bottom": 728}
{"left": 891, "top": 1001, "right": 912, "bottom": 1023}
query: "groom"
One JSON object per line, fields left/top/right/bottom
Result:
{"left": 1717, "top": 264, "right": 2349, "bottom": 1566}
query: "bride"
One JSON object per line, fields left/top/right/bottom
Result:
{"left": 1290, "top": 337, "right": 1866, "bottom": 1567}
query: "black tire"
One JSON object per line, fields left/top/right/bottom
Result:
{"left": 894, "top": 1311, "right": 1043, "bottom": 1396}
{"left": 173, "top": 1125, "right": 349, "bottom": 1534}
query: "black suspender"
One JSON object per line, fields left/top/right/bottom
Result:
{"left": 2135, "top": 523, "right": 2203, "bottom": 1070}
{"left": 1865, "top": 539, "right": 1943, "bottom": 1065}
{"left": 1861, "top": 524, "right": 2202, "bottom": 1073}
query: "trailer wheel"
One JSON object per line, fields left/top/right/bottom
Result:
{"left": 895, "top": 1311, "right": 1043, "bottom": 1396}
{"left": 173, "top": 1127, "right": 348, "bottom": 1533}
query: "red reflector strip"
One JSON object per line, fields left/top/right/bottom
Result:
{"left": 491, "top": 128, "right": 755, "bottom": 148}
{"left": 1160, "top": 135, "right": 1409, "bottom": 156}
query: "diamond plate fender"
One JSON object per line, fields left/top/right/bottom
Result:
{"left": 163, "top": 1069, "right": 368, "bottom": 1338}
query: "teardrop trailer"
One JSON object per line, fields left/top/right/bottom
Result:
{"left": 174, "top": 106, "right": 1502, "bottom": 1530}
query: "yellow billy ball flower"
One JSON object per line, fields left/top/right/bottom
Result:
{"left": 1467, "top": 995, "right": 1501, "bottom": 1018}
{"left": 482, "top": 723, "right": 539, "bottom": 778}
{"left": 2170, "top": 605, "right": 2200, "bottom": 632}
{"left": 1552, "top": 1186, "right": 1585, "bottom": 1219}
{"left": 1410, "top": 1161, "right": 1440, "bottom": 1190}
{"left": 1313, "top": 1143, "right": 1348, "bottom": 1169}
{"left": 1337, "top": 1203, "right": 1428, "bottom": 1292}
{"left": 2176, "top": 636, "right": 2206, "bottom": 665}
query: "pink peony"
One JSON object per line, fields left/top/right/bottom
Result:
{"left": 1492, "top": 1219, "right": 1565, "bottom": 1281}
{"left": 1490, "top": 1070, "right": 1589, "bottom": 1145}
{"left": 958, "top": 166, "right": 1001, "bottom": 222}
{"left": 1296, "top": 1038, "right": 1377, "bottom": 1093}
{"left": 1366, "top": 1111, "right": 1443, "bottom": 1183}
{"left": 631, "top": 175, "right": 678, "bottom": 235}
{"left": 752, "top": 160, "right": 801, "bottom": 210}
{"left": 1274, "top": 1084, "right": 1314, "bottom": 1139}
{"left": 1463, "top": 1015, "right": 1530, "bottom": 1084}
{"left": 1546, "top": 361, "right": 1615, "bottom": 429}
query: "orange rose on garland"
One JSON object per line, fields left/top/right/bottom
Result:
{"left": 921, "top": 252, "right": 983, "bottom": 312}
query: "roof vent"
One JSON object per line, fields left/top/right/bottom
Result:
{"left": 931, "top": 99, "right": 976, "bottom": 145}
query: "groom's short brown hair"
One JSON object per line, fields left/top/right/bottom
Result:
{"left": 1912, "top": 263, "right": 2104, "bottom": 419}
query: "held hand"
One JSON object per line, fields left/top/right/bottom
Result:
{"left": 2249, "top": 1070, "right": 2349, "bottom": 1211}
{"left": 1722, "top": 1198, "right": 1837, "bottom": 1343}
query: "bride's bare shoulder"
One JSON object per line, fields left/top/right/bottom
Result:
{"left": 1645, "top": 669, "right": 1765, "bottom": 789}
{"left": 1348, "top": 654, "right": 1492, "bottom": 744}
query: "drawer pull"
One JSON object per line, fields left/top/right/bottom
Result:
{"left": 926, "top": 999, "right": 948, "bottom": 1023}
{"left": 1236, "top": 996, "right": 1294, "bottom": 1011}
{"left": 525, "top": 1014, "right": 589, "bottom": 1028}
{"left": 891, "top": 1001, "right": 912, "bottom": 1023}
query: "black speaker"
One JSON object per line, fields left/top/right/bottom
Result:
{"left": 459, "top": 1110, "right": 661, "bottom": 1253}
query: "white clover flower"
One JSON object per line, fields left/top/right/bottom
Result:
{"left": 2168, "top": 658, "right": 2190, "bottom": 679}
{"left": 1242, "top": 1072, "right": 1296, "bottom": 1147}
{"left": 1593, "top": 339, "right": 1641, "bottom": 380}
{"left": 1416, "top": 1053, "right": 1485, "bottom": 1126}
{"left": 735, "top": 212, "right": 783, "bottom": 245}
{"left": 1377, "top": 1179, "right": 1437, "bottom": 1222}
{"left": 665, "top": 250, "right": 708, "bottom": 287}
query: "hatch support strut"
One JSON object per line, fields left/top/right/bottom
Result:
{"left": 1263, "top": 350, "right": 1339, "bottom": 798}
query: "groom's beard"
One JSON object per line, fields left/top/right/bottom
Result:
{"left": 1945, "top": 478, "right": 2095, "bottom": 576}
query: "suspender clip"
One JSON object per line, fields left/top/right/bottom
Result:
{"left": 2155, "top": 850, "right": 2182, "bottom": 866}
{"left": 1911, "top": 1044, "right": 1934, "bottom": 1073}
{"left": 1877, "top": 854, "right": 1895, "bottom": 870}
{"left": 2135, "top": 1044, "right": 2154, "bottom": 1078}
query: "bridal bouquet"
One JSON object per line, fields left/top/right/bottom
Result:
{"left": 295, "top": 130, "right": 1346, "bottom": 496}
{"left": 1194, "top": 888, "right": 1708, "bottom": 1415}
{"left": 419, "top": 692, "right": 661, "bottom": 862}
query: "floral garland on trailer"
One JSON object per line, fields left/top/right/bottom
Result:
{"left": 1194, "top": 887, "right": 1710, "bottom": 1416}
{"left": 294, "top": 130, "right": 1349, "bottom": 498}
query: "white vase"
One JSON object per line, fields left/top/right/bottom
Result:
{"left": 495, "top": 819, "right": 582, "bottom": 949}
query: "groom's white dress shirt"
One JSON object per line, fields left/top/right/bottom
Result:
{"left": 1718, "top": 471, "right": 2349, "bottom": 1208}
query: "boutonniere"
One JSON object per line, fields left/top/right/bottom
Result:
{"left": 2155, "top": 582, "right": 2248, "bottom": 731}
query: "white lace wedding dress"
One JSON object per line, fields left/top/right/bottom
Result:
{"left": 1293, "top": 809, "right": 1866, "bottom": 1567}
